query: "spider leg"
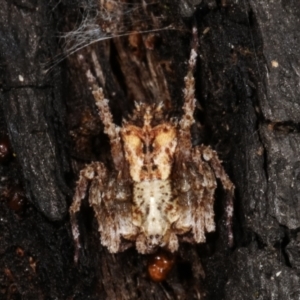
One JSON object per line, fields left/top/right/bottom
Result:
{"left": 192, "top": 148, "right": 218, "bottom": 235}
{"left": 90, "top": 82, "right": 125, "bottom": 171}
{"left": 173, "top": 156, "right": 216, "bottom": 244}
{"left": 173, "top": 27, "right": 216, "bottom": 242}
{"left": 87, "top": 164, "right": 137, "bottom": 253}
{"left": 198, "top": 145, "right": 235, "bottom": 247}
{"left": 69, "top": 163, "right": 97, "bottom": 262}
{"left": 173, "top": 145, "right": 234, "bottom": 246}
{"left": 70, "top": 161, "right": 136, "bottom": 256}
{"left": 178, "top": 26, "right": 198, "bottom": 159}
{"left": 174, "top": 27, "right": 234, "bottom": 247}
{"left": 77, "top": 54, "right": 126, "bottom": 171}
{"left": 180, "top": 27, "right": 197, "bottom": 130}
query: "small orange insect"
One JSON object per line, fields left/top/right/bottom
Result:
{"left": 147, "top": 250, "right": 175, "bottom": 282}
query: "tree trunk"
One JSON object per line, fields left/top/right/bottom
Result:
{"left": 0, "top": 0, "right": 299, "bottom": 299}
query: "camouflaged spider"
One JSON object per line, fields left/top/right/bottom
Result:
{"left": 69, "top": 28, "right": 234, "bottom": 258}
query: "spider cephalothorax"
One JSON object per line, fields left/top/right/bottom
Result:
{"left": 70, "top": 28, "right": 234, "bottom": 257}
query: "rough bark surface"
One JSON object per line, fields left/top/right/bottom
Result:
{"left": 0, "top": 0, "right": 299, "bottom": 299}
{"left": 0, "top": 0, "right": 69, "bottom": 221}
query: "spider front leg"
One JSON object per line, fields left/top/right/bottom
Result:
{"left": 88, "top": 77, "right": 125, "bottom": 171}
{"left": 177, "top": 26, "right": 198, "bottom": 159}
{"left": 78, "top": 54, "right": 126, "bottom": 171}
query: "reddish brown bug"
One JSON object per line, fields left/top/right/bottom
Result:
{"left": 147, "top": 250, "right": 175, "bottom": 282}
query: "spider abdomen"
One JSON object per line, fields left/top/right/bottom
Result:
{"left": 132, "top": 179, "right": 179, "bottom": 251}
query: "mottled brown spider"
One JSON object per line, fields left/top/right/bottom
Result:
{"left": 70, "top": 27, "right": 234, "bottom": 258}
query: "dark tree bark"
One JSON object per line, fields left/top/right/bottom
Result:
{"left": 0, "top": 0, "right": 299, "bottom": 299}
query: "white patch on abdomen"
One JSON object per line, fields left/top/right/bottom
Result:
{"left": 133, "top": 179, "right": 179, "bottom": 238}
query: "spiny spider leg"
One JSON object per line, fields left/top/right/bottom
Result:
{"left": 181, "top": 26, "right": 198, "bottom": 126}
{"left": 69, "top": 163, "right": 101, "bottom": 262}
{"left": 178, "top": 26, "right": 198, "bottom": 159}
{"left": 174, "top": 26, "right": 235, "bottom": 247}
{"left": 89, "top": 78, "right": 126, "bottom": 171}
{"left": 191, "top": 148, "right": 218, "bottom": 238}
{"left": 70, "top": 54, "right": 138, "bottom": 260}
{"left": 199, "top": 145, "right": 235, "bottom": 246}
{"left": 70, "top": 161, "right": 135, "bottom": 260}
{"left": 77, "top": 54, "right": 126, "bottom": 171}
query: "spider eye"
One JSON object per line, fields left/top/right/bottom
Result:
{"left": 147, "top": 234, "right": 162, "bottom": 247}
